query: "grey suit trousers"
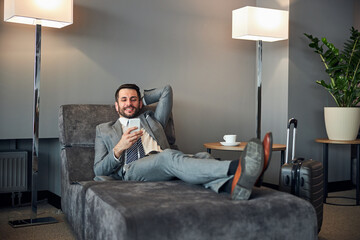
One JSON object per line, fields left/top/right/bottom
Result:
{"left": 122, "top": 149, "right": 232, "bottom": 193}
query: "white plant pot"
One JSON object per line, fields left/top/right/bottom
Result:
{"left": 324, "top": 107, "right": 360, "bottom": 141}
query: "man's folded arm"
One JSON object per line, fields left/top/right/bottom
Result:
{"left": 143, "top": 85, "right": 173, "bottom": 127}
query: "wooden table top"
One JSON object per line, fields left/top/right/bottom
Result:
{"left": 315, "top": 138, "right": 360, "bottom": 144}
{"left": 203, "top": 142, "right": 286, "bottom": 152}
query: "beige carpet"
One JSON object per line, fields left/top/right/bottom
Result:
{"left": 318, "top": 190, "right": 360, "bottom": 240}
{"left": 0, "top": 190, "right": 359, "bottom": 240}
{"left": 0, "top": 202, "right": 75, "bottom": 240}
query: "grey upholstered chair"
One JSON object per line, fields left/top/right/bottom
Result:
{"left": 59, "top": 104, "right": 318, "bottom": 240}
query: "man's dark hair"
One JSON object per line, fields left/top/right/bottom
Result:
{"left": 115, "top": 84, "right": 141, "bottom": 101}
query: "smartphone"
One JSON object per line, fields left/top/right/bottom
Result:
{"left": 128, "top": 118, "right": 140, "bottom": 133}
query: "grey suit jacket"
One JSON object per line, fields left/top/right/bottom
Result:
{"left": 94, "top": 85, "right": 173, "bottom": 179}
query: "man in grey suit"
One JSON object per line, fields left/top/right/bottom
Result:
{"left": 94, "top": 84, "right": 271, "bottom": 200}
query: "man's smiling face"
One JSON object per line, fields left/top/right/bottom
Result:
{"left": 115, "top": 88, "right": 143, "bottom": 118}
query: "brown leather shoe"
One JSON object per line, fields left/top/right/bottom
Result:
{"left": 255, "top": 132, "right": 273, "bottom": 187}
{"left": 231, "top": 138, "right": 264, "bottom": 200}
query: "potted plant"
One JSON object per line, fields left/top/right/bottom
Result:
{"left": 304, "top": 27, "right": 360, "bottom": 140}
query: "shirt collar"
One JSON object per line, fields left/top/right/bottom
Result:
{"left": 119, "top": 117, "right": 129, "bottom": 127}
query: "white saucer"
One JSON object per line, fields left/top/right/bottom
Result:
{"left": 220, "top": 142, "right": 240, "bottom": 146}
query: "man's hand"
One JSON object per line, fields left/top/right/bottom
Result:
{"left": 113, "top": 127, "right": 143, "bottom": 159}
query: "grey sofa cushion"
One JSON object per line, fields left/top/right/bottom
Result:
{"left": 84, "top": 181, "right": 317, "bottom": 240}
{"left": 59, "top": 104, "right": 118, "bottom": 147}
{"left": 61, "top": 147, "right": 96, "bottom": 183}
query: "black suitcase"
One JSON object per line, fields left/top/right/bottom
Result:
{"left": 280, "top": 118, "right": 324, "bottom": 233}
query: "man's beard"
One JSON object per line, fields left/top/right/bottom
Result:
{"left": 118, "top": 106, "right": 140, "bottom": 118}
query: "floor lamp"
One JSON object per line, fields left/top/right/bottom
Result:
{"left": 4, "top": 0, "right": 73, "bottom": 227}
{"left": 232, "top": 6, "right": 288, "bottom": 139}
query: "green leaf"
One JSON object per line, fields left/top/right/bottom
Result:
{"left": 305, "top": 28, "right": 360, "bottom": 107}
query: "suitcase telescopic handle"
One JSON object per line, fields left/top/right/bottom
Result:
{"left": 285, "top": 118, "right": 297, "bottom": 164}
{"left": 287, "top": 118, "right": 297, "bottom": 128}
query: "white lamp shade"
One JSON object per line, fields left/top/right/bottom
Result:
{"left": 232, "top": 6, "right": 288, "bottom": 42}
{"left": 4, "top": 0, "right": 73, "bottom": 28}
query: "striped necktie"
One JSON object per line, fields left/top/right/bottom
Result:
{"left": 126, "top": 138, "right": 145, "bottom": 164}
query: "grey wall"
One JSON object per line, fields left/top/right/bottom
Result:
{"left": 0, "top": 0, "right": 358, "bottom": 197}
{"left": 257, "top": 0, "right": 289, "bottom": 184}
{"left": 289, "top": 0, "right": 356, "bottom": 182}
{"left": 1, "top": 0, "right": 257, "bottom": 144}
{"left": 1, "top": 0, "right": 265, "bottom": 195}
{"left": 355, "top": 0, "right": 360, "bottom": 30}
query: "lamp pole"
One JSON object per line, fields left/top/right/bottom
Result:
{"left": 4, "top": 0, "right": 73, "bottom": 228}
{"left": 256, "top": 40, "right": 262, "bottom": 139}
{"left": 9, "top": 23, "right": 58, "bottom": 228}
{"left": 31, "top": 24, "right": 41, "bottom": 220}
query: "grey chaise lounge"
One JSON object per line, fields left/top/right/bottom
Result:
{"left": 59, "top": 104, "right": 318, "bottom": 240}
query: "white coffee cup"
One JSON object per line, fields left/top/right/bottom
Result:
{"left": 223, "top": 134, "right": 237, "bottom": 143}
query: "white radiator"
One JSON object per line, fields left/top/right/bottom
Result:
{"left": 0, "top": 152, "right": 28, "bottom": 193}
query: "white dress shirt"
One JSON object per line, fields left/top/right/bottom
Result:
{"left": 113, "top": 117, "right": 163, "bottom": 162}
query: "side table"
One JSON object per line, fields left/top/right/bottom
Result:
{"left": 315, "top": 138, "right": 360, "bottom": 206}
{"left": 203, "top": 142, "right": 286, "bottom": 166}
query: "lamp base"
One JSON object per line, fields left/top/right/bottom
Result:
{"left": 9, "top": 217, "right": 58, "bottom": 228}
